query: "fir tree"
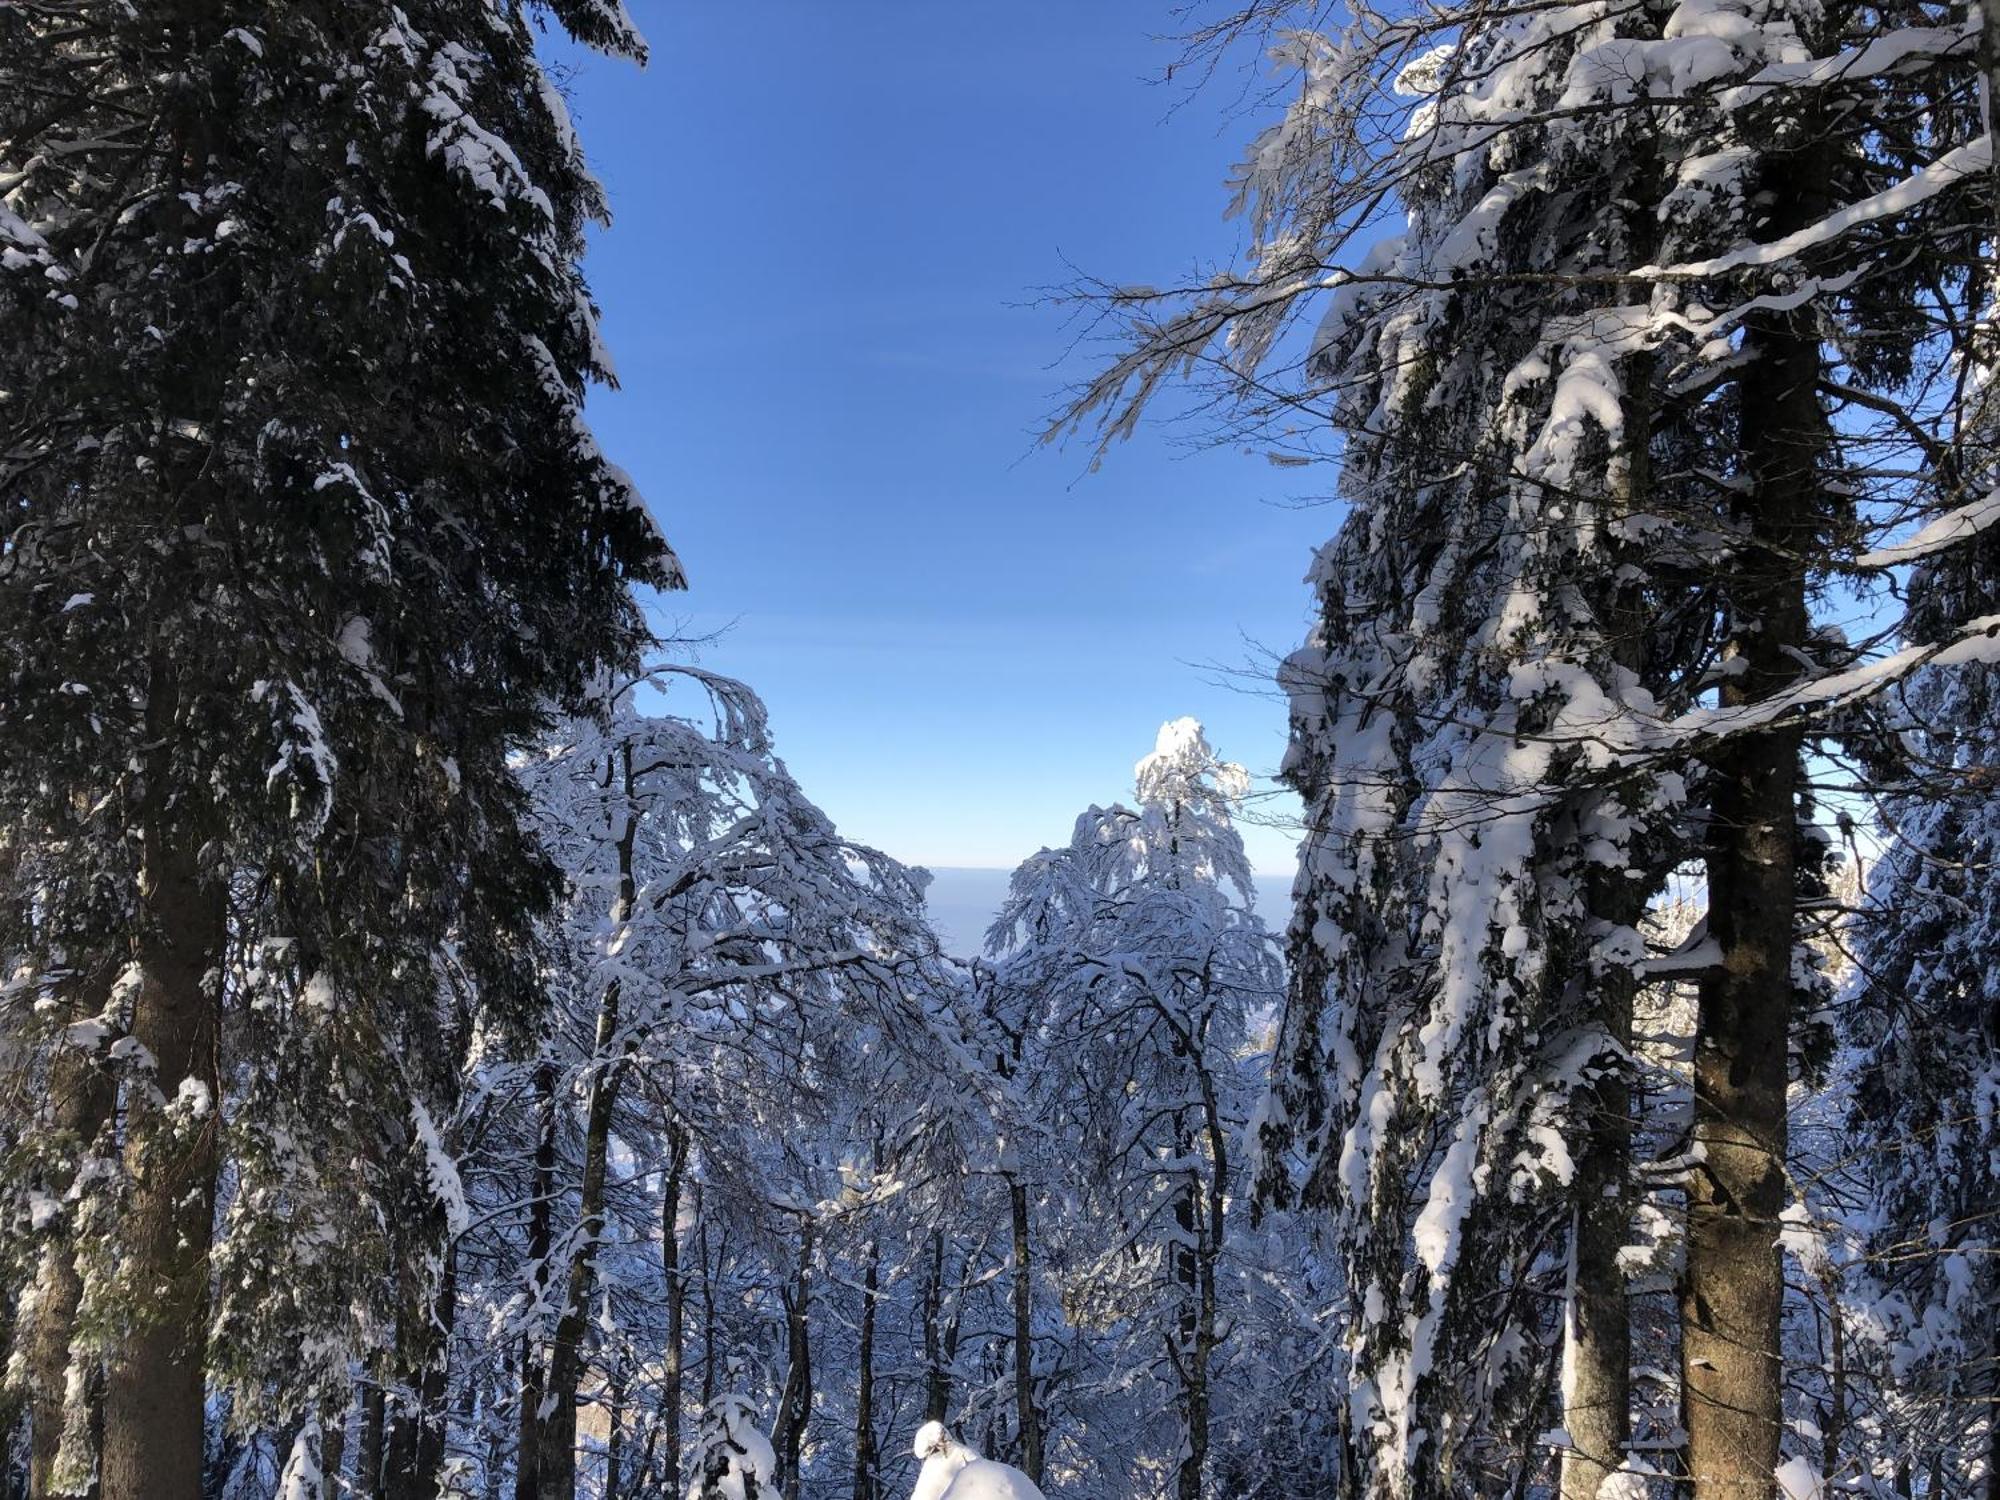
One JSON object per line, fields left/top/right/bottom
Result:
{"left": 1, "top": 3, "right": 675, "bottom": 1493}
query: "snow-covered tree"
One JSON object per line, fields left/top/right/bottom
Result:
{"left": 0, "top": 3, "right": 675, "bottom": 1493}
{"left": 1058, "top": 2, "right": 1997, "bottom": 1495}
{"left": 495, "top": 664, "right": 968, "bottom": 1500}
{"left": 987, "top": 719, "right": 1284, "bottom": 1498}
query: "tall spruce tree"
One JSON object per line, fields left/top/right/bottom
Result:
{"left": 1059, "top": 2, "right": 1996, "bottom": 1494}
{"left": 0, "top": 4, "right": 675, "bottom": 1495}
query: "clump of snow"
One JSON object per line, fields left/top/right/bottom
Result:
{"left": 688, "top": 1391, "right": 777, "bottom": 1500}
{"left": 412, "top": 1099, "right": 470, "bottom": 1239}
{"left": 913, "top": 1423, "right": 977, "bottom": 1500}
{"left": 1775, "top": 1455, "right": 1824, "bottom": 1500}
{"left": 912, "top": 1426, "right": 1046, "bottom": 1500}
{"left": 940, "top": 1461, "right": 1047, "bottom": 1500}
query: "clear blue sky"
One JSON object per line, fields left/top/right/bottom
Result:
{"left": 556, "top": 2, "right": 1331, "bottom": 874}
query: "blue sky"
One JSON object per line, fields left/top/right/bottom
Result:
{"left": 557, "top": 2, "right": 1333, "bottom": 874}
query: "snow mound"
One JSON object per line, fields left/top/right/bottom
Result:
{"left": 940, "top": 1459, "right": 1047, "bottom": 1500}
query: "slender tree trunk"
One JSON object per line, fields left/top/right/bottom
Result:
{"left": 772, "top": 1221, "right": 815, "bottom": 1496}
{"left": 400, "top": 1237, "right": 458, "bottom": 1500}
{"left": 516, "top": 1057, "right": 557, "bottom": 1500}
{"left": 100, "top": 826, "right": 225, "bottom": 1500}
{"left": 1173, "top": 1166, "right": 1200, "bottom": 1500}
{"left": 698, "top": 1209, "right": 718, "bottom": 1408}
{"left": 28, "top": 970, "right": 114, "bottom": 1500}
{"left": 854, "top": 1240, "right": 880, "bottom": 1500}
{"left": 1174, "top": 1075, "right": 1230, "bottom": 1500}
{"left": 1560, "top": 209, "right": 1664, "bottom": 1500}
{"left": 923, "top": 1230, "right": 951, "bottom": 1423}
{"left": 319, "top": 1398, "right": 346, "bottom": 1500}
{"left": 659, "top": 1123, "right": 688, "bottom": 1498}
{"left": 385, "top": 1396, "right": 414, "bottom": 1493}
{"left": 1823, "top": 1289, "right": 1845, "bottom": 1489}
{"left": 1009, "top": 1177, "right": 1042, "bottom": 1484}
{"left": 1683, "top": 160, "right": 1826, "bottom": 1496}
{"left": 603, "top": 1360, "right": 626, "bottom": 1500}
{"left": 1561, "top": 956, "right": 1636, "bottom": 1500}
{"left": 356, "top": 1381, "right": 387, "bottom": 1500}
{"left": 540, "top": 747, "right": 639, "bottom": 1500}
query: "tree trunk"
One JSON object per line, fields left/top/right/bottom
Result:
{"left": 100, "top": 829, "right": 225, "bottom": 1500}
{"left": 659, "top": 1123, "right": 689, "bottom": 1498}
{"left": 1009, "top": 1177, "right": 1042, "bottom": 1485}
{"left": 1173, "top": 1167, "right": 1201, "bottom": 1500}
{"left": 356, "top": 1381, "right": 387, "bottom": 1500}
{"left": 772, "top": 1220, "right": 815, "bottom": 1496}
{"left": 603, "top": 1360, "right": 626, "bottom": 1500}
{"left": 319, "top": 1398, "right": 346, "bottom": 1500}
{"left": 854, "top": 1240, "right": 880, "bottom": 1500}
{"left": 698, "top": 1208, "right": 718, "bottom": 1408}
{"left": 1560, "top": 960, "right": 1636, "bottom": 1500}
{"left": 516, "top": 1057, "right": 558, "bottom": 1500}
{"left": 394, "top": 1236, "right": 458, "bottom": 1500}
{"left": 539, "top": 746, "right": 639, "bottom": 1500}
{"left": 28, "top": 970, "right": 114, "bottom": 1500}
{"left": 1822, "top": 1288, "right": 1845, "bottom": 1489}
{"left": 1559, "top": 204, "right": 1665, "bottom": 1500}
{"left": 923, "top": 1230, "right": 952, "bottom": 1423}
{"left": 1682, "top": 165, "right": 1825, "bottom": 1497}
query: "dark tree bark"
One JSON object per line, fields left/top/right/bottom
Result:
{"left": 923, "top": 1230, "right": 953, "bottom": 1424}
{"left": 387, "top": 1234, "right": 458, "bottom": 1500}
{"left": 100, "top": 809, "right": 225, "bottom": 1500}
{"left": 1823, "top": 1289, "right": 1845, "bottom": 1489}
{"left": 698, "top": 1206, "right": 718, "bottom": 1408}
{"left": 1561, "top": 956, "right": 1636, "bottom": 1500}
{"left": 356, "top": 1381, "right": 387, "bottom": 1500}
{"left": 603, "top": 1360, "right": 627, "bottom": 1500}
{"left": 1009, "top": 1177, "right": 1042, "bottom": 1485}
{"left": 853, "top": 1240, "right": 881, "bottom": 1500}
{"left": 659, "top": 1122, "right": 689, "bottom": 1498}
{"left": 538, "top": 746, "right": 639, "bottom": 1500}
{"left": 319, "top": 1400, "right": 346, "bottom": 1500}
{"left": 1559, "top": 321, "right": 1658, "bottom": 1500}
{"left": 516, "top": 1057, "right": 558, "bottom": 1500}
{"left": 772, "top": 1220, "right": 815, "bottom": 1496}
{"left": 27, "top": 969, "right": 114, "bottom": 1500}
{"left": 1682, "top": 153, "right": 1827, "bottom": 1499}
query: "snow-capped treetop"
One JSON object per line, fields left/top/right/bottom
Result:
{"left": 911, "top": 1422, "right": 979, "bottom": 1500}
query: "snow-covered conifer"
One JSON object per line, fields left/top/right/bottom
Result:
{"left": 1059, "top": 2, "right": 1997, "bottom": 1494}
{"left": 0, "top": 3, "right": 675, "bottom": 1491}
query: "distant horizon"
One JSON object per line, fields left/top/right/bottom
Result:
{"left": 919, "top": 864, "right": 1294, "bottom": 958}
